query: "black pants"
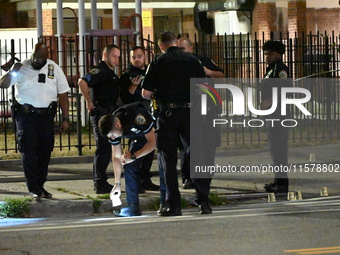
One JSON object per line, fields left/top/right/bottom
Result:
{"left": 90, "top": 108, "right": 114, "bottom": 186}
{"left": 267, "top": 122, "right": 289, "bottom": 184}
{"left": 15, "top": 111, "right": 55, "bottom": 192}
{"left": 157, "top": 108, "right": 210, "bottom": 209}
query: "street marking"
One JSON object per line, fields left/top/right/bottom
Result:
{"left": 298, "top": 251, "right": 340, "bottom": 254}
{"left": 285, "top": 246, "right": 340, "bottom": 254}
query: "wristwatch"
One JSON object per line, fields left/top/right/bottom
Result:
{"left": 131, "top": 152, "right": 136, "bottom": 160}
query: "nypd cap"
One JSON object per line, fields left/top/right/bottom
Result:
{"left": 263, "top": 40, "right": 285, "bottom": 55}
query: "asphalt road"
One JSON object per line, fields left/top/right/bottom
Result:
{"left": 1, "top": 196, "right": 340, "bottom": 255}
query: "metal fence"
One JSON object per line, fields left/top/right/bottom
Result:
{"left": 0, "top": 31, "right": 339, "bottom": 155}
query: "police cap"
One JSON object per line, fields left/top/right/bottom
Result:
{"left": 263, "top": 40, "right": 285, "bottom": 55}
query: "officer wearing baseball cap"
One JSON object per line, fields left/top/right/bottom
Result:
{"left": 260, "top": 40, "right": 292, "bottom": 193}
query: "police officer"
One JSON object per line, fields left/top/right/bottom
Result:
{"left": 178, "top": 37, "right": 224, "bottom": 189}
{"left": 120, "top": 46, "right": 159, "bottom": 192}
{"left": 178, "top": 37, "right": 224, "bottom": 79}
{"left": 98, "top": 102, "right": 156, "bottom": 217}
{"left": 0, "top": 43, "right": 70, "bottom": 199}
{"left": 78, "top": 44, "right": 120, "bottom": 194}
{"left": 260, "top": 40, "right": 292, "bottom": 193}
{"left": 142, "top": 31, "right": 212, "bottom": 215}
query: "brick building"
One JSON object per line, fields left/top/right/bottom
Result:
{"left": 0, "top": 0, "right": 338, "bottom": 40}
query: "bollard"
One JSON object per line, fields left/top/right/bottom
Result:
{"left": 320, "top": 187, "right": 329, "bottom": 196}
{"left": 309, "top": 153, "right": 316, "bottom": 162}
{"left": 296, "top": 191, "right": 303, "bottom": 200}
{"left": 268, "top": 193, "right": 276, "bottom": 202}
{"left": 287, "top": 191, "right": 296, "bottom": 201}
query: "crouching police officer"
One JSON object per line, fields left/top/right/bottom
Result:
{"left": 79, "top": 44, "right": 120, "bottom": 194}
{"left": 98, "top": 102, "right": 156, "bottom": 217}
{"left": 260, "top": 40, "right": 292, "bottom": 193}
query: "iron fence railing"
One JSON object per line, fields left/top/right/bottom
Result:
{"left": 0, "top": 32, "right": 339, "bottom": 155}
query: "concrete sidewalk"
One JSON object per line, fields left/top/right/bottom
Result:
{"left": 0, "top": 143, "right": 339, "bottom": 217}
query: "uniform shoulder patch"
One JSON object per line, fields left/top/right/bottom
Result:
{"left": 134, "top": 113, "right": 147, "bottom": 125}
{"left": 89, "top": 68, "right": 101, "bottom": 75}
{"left": 278, "top": 70, "right": 288, "bottom": 79}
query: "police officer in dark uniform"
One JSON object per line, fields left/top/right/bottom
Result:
{"left": 0, "top": 43, "right": 70, "bottom": 199}
{"left": 98, "top": 102, "right": 156, "bottom": 217}
{"left": 78, "top": 44, "right": 120, "bottom": 194}
{"left": 120, "top": 46, "right": 159, "bottom": 192}
{"left": 142, "top": 31, "right": 212, "bottom": 215}
{"left": 178, "top": 37, "right": 224, "bottom": 189}
{"left": 260, "top": 40, "right": 292, "bottom": 193}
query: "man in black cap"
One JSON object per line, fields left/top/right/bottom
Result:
{"left": 260, "top": 40, "right": 292, "bottom": 193}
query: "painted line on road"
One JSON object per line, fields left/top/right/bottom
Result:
{"left": 284, "top": 246, "right": 340, "bottom": 254}
{"left": 1, "top": 207, "right": 340, "bottom": 233}
{"left": 298, "top": 250, "right": 340, "bottom": 254}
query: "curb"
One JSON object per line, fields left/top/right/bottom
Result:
{"left": 26, "top": 194, "right": 197, "bottom": 218}
{"left": 0, "top": 156, "right": 94, "bottom": 168}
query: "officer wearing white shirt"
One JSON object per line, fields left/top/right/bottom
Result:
{"left": 0, "top": 43, "right": 70, "bottom": 199}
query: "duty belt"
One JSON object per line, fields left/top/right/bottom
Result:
{"left": 17, "top": 102, "right": 57, "bottom": 115}
{"left": 159, "top": 102, "right": 190, "bottom": 116}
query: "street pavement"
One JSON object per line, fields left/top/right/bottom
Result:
{"left": 0, "top": 143, "right": 340, "bottom": 218}
{"left": 1, "top": 196, "right": 340, "bottom": 255}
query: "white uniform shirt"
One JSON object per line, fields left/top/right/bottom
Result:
{"left": 9, "top": 59, "right": 70, "bottom": 108}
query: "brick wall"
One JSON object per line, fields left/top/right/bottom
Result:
{"left": 42, "top": 9, "right": 53, "bottom": 36}
{"left": 288, "top": 0, "right": 306, "bottom": 38}
{"left": 307, "top": 8, "right": 340, "bottom": 35}
{"left": 252, "top": 3, "right": 277, "bottom": 40}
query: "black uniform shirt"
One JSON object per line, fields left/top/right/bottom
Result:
{"left": 142, "top": 46, "right": 206, "bottom": 103}
{"left": 82, "top": 61, "right": 119, "bottom": 105}
{"left": 195, "top": 55, "right": 224, "bottom": 75}
{"left": 260, "top": 58, "right": 292, "bottom": 117}
{"left": 108, "top": 102, "right": 154, "bottom": 145}
{"left": 120, "top": 64, "right": 149, "bottom": 105}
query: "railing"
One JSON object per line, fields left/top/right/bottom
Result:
{"left": 0, "top": 31, "right": 339, "bottom": 155}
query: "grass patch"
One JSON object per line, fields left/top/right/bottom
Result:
{"left": 181, "top": 198, "right": 188, "bottom": 209}
{"left": 54, "top": 187, "right": 83, "bottom": 197}
{"left": 96, "top": 194, "right": 110, "bottom": 200}
{"left": 209, "top": 192, "right": 227, "bottom": 206}
{"left": 55, "top": 187, "right": 67, "bottom": 192}
{"left": 143, "top": 197, "right": 161, "bottom": 211}
{"left": 86, "top": 195, "right": 103, "bottom": 213}
{"left": 0, "top": 198, "right": 31, "bottom": 218}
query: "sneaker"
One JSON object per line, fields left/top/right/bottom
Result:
{"left": 264, "top": 182, "right": 288, "bottom": 193}
{"left": 198, "top": 203, "right": 212, "bottom": 214}
{"left": 113, "top": 204, "right": 142, "bottom": 217}
{"left": 40, "top": 187, "right": 52, "bottom": 199}
{"left": 29, "top": 190, "right": 42, "bottom": 200}
{"left": 143, "top": 181, "right": 160, "bottom": 191}
{"left": 158, "top": 207, "right": 182, "bottom": 217}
